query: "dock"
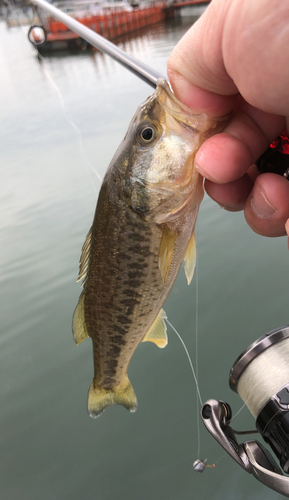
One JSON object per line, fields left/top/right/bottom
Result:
{"left": 28, "top": 0, "right": 210, "bottom": 52}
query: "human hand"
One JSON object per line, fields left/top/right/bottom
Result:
{"left": 167, "top": 0, "right": 289, "bottom": 241}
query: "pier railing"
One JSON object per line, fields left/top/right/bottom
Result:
{"left": 41, "top": 1, "right": 167, "bottom": 40}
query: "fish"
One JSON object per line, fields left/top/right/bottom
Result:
{"left": 72, "top": 78, "right": 227, "bottom": 418}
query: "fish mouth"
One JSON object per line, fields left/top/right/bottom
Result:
{"left": 155, "top": 78, "right": 228, "bottom": 134}
{"left": 155, "top": 78, "right": 206, "bottom": 133}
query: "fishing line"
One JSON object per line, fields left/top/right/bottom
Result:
{"left": 166, "top": 305, "right": 219, "bottom": 472}
{"left": 10, "top": 1, "right": 102, "bottom": 191}
{"left": 194, "top": 222, "right": 201, "bottom": 459}
{"left": 36, "top": 53, "right": 102, "bottom": 191}
{"left": 228, "top": 402, "right": 247, "bottom": 422}
{"left": 165, "top": 318, "right": 203, "bottom": 407}
{"left": 165, "top": 227, "right": 203, "bottom": 464}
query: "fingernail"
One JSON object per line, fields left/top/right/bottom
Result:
{"left": 251, "top": 189, "right": 277, "bottom": 218}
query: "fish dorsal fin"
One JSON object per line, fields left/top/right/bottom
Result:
{"left": 158, "top": 226, "right": 177, "bottom": 284}
{"left": 142, "top": 309, "right": 168, "bottom": 348}
{"left": 72, "top": 292, "right": 89, "bottom": 345}
{"left": 184, "top": 231, "right": 196, "bottom": 285}
{"left": 77, "top": 227, "right": 92, "bottom": 285}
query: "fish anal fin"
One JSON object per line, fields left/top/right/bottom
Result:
{"left": 142, "top": 309, "right": 168, "bottom": 348}
{"left": 158, "top": 226, "right": 177, "bottom": 284}
{"left": 77, "top": 227, "right": 92, "bottom": 285}
{"left": 184, "top": 231, "right": 197, "bottom": 285}
{"left": 87, "top": 376, "right": 138, "bottom": 418}
{"left": 72, "top": 292, "right": 89, "bottom": 345}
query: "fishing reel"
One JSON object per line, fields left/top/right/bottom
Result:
{"left": 201, "top": 326, "right": 289, "bottom": 497}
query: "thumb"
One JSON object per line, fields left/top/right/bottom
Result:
{"left": 245, "top": 174, "right": 289, "bottom": 237}
{"left": 167, "top": 0, "right": 238, "bottom": 116}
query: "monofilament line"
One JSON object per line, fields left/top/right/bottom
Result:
{"left": 194, "top": 222, "right": 201, "bottom": 458}
{"left": 37, "top": 52, "right": 103, "bottom": 190}
{"left": 165, "top": 318, "right": 203, "bottom": 407}
{"left": 229, "top": 402, "right": 246, "bottom": 423}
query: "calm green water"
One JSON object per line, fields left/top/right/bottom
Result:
{"left": 1, "top": 10, "right": 289, "bottom": 500}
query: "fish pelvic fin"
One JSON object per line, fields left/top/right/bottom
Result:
{"left": 158, "top": 226, "right": 177, "bottom": 284}
{"left": 142, "top": 309, "right": 168, "bottom": 348}
{"left": 72, "top": 292, "right": 89, "bottom": 345}
{"left": 184, "top": 231, "right": 197, "bottom": 285}
{"left": 87, "top": 376, "right": 138, "bottom": 418}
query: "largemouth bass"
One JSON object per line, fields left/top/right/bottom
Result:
{"left": 73, "top": 78, "right": 226, "bottom": 418}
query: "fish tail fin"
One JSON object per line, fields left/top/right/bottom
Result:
{"left": 87, "top": 376, "right": 138, "bottom": 418}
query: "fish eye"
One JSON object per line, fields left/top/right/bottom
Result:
{"left": 142, "top": 127, "right": 153, "bottom": 141}
{"left": 137, "top": 123, "right": 158, "bottom": 145}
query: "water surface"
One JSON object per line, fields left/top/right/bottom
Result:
{"left": 1, "top": 11, "right": 288, "bottom": 500}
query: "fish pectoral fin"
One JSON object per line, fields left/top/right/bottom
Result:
{"left": 77, "top": 227, "right": 92, "bottom": 286}
{"left": 184, "top": 231, "right": 197, "bottom": 285}
{"left": 158, "top": 226, "right": 177, "bottom": 284}
{"left": 72, "top": 292, "right": 89, "bottom": 345}
{"left": 142, "top": 309, "right": 168, "bottom": 348}
{"left": 87, "top": 376, "right": 138, "bottom": 418}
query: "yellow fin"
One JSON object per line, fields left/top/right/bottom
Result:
{"left": 87, "top": 376, "right": 138, "bottom": 418}
{"left": 72, "top": 292, "right": 89, "bottom": 345}
{"left": 77, "top": 227, "right": 92, "bottom": 285}
{"left": 142, "top": 309, "right": 168, "bottom": 348}
{"left": 158, "top": 226, "right": 177, "bottom": 284}
{"left": 184, "top": 231, "right": 196, "bottom": 285}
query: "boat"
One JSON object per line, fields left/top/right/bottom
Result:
{"left": 28, "top": 0, "right": 167, "bottom": 52}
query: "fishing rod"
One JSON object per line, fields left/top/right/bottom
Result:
{"left": 28, "top": 1, "right": 289, "bottom": 177}
{"left": 28, "top": 0, "right": 164, "bottom": 88}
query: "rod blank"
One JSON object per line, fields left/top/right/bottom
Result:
{"left": 30, "top": 0, "right": 165, "bottom": 87}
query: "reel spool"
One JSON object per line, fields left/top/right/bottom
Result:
{"left": 201, "top": 326, "right": 289, "bottom": 497}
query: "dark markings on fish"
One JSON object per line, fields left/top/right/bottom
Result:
{"left": 129, "top": 262, "right": 148, "bottom": 270}
{"left": 117, "top": 252, "right": 132, "bottom": 261}
{"left": 121, "top": 298, "right": 140, "bottom": 306}
{"left": 127, "top": 243, "right": 142, "bottom": 253}
{"left": 129, "top": 233, "right": 150, "bottom": 243}
{"left": 103, "top": 377, "right": 116, "bottom": 388}
{"left": 110, "top": 334, "right": 126, "bottom": 345}
{"left": 123, "top": 279, "right": 143, "bottom": 288}
{"left": 128, "top": 271, "right": 143, "bottom": 279}
{"left": 127, "top": 307, "right": 135, "bottom": 317}
{"left": 113, "top": 325, "right": 126, "bottom": 335}
{"left": 123, "top": 288, "right": 137, "bottom": 298}
{"left": 117, "top": 315, "right": 133, "bottom": 325}
{"left": 107, "top": 345, "right": 121, "bottom": 361}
